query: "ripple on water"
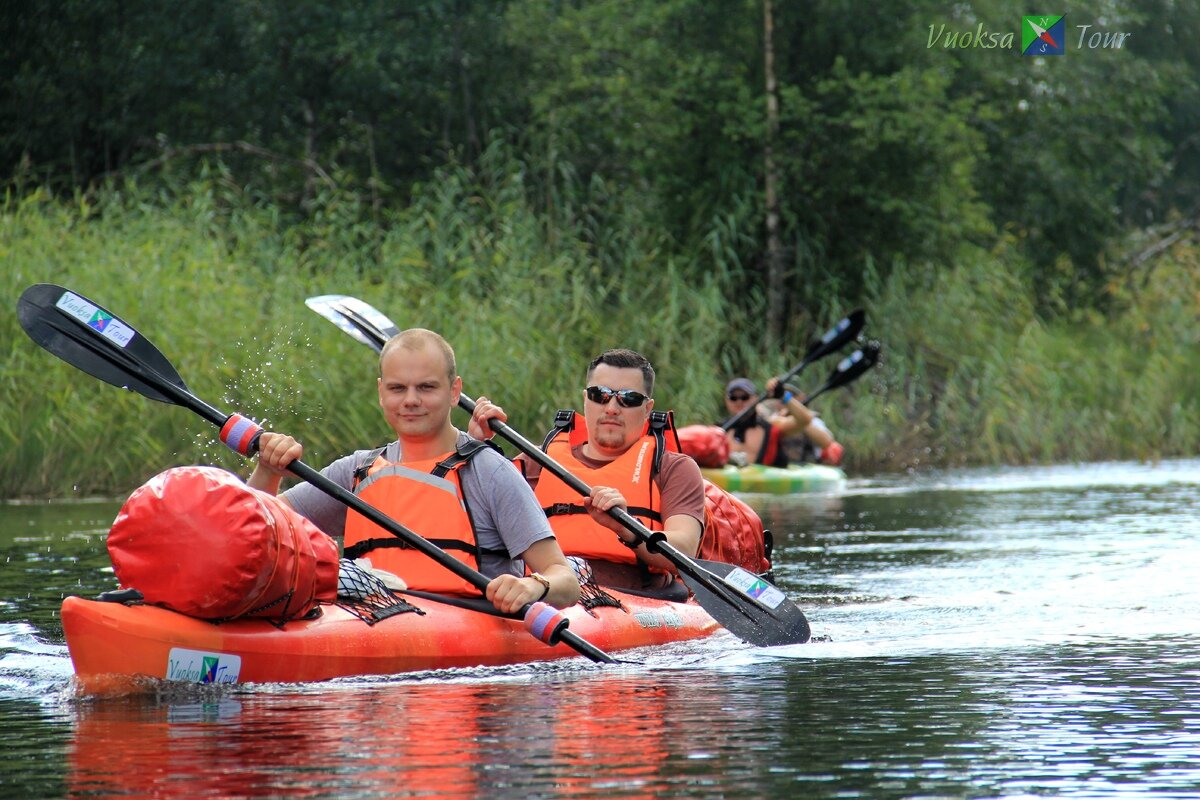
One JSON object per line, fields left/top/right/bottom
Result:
{"left": 0, "top": 621, "right": 75, "bottom": 701}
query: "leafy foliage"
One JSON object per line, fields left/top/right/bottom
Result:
{"left": 1, "top": 0, "right": 1198, "bottom": 493}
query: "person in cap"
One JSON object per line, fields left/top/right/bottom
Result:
{"left": 722, "top": 376, "right": 840, "bottom": 467}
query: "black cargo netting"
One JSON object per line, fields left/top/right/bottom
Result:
{"left": 569, "top": 556, "right": 624, "bottom": 615}
{"left": 240, "top": 588, "right": 303, "bottom": 628}
{"left": 335, "top": 558, "right": 423, "bottom": 625}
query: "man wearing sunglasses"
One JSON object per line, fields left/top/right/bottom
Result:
{"left": 723, "top": 377, "right": 840, "bottom": 467}
{"left": 471, "top": 349, "right": 706, "bottom": 594}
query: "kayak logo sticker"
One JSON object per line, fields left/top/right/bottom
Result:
{"left": 55, "top": 291, "right": 136, "bottom": 347}
{"left": 723, "top": 567, "right": 786, "bottom": 609}
{"left": 1022, "top": 15, "right": 1065, "bottom": 55}
{"left": 166, "top": 647, "right": 242, "bottom": 684}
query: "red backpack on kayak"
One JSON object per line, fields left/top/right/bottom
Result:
{"left": 107, "top": 466, "right": 339, "bottom": 621}
{"left": 677, "top": 424, "right": 729, "bottom": 467}
{"left": 699, "top": 480, "right": 771, "bottom": 575}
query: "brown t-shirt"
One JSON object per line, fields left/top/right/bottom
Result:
{"left": 516, "top": 447, "right": 707, "bottom": 527}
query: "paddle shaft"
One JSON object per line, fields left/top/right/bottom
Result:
{"left": 720, "top": 357, "right": 818, "bottom": 432}
{"left": 268, "top": 462, "right": 612, "bottom": 662}
{"left": 24, "top": 290, "right": 614, "bottom": 664}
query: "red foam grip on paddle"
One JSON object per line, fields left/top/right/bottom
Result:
{"left": 220, "top": 414, "right": 263, "bottom": 456}
{"left": 524, "top": 601, "right": 569, "bottom": 645}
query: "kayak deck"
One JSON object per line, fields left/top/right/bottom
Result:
{"left": 701, "top": 463, "right": 846, "bottom": 494}
{"left": 62, "top": 589, "right": 719, "bottom": 691}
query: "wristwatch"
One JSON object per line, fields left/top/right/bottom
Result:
{"left": 530, "top": 572, "right": 551, "bottom": 601}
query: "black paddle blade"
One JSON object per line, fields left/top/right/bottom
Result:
{"left": 801, "top": 309, "right": 865, "bottom": 365}
{"left": 679, "top": 560, "right": 811, "bottom": 645}
{"left": 17, "top": 283, "right": 189, "bottom": 404}
{"left": 305, "top": 295, "right": 396, "bottom": 352}
{"left": 805, "top": 341, "right": 881, "bottom": 403}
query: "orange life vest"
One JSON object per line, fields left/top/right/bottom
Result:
{"left": 343, "top": 440, "right": 504, "bottom": 596}
{"left": 534, "top": 410, "right": 680, "bottom": 565}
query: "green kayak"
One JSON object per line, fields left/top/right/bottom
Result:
{"left": 701, "top": 463, "right": 847, "bottom": 494}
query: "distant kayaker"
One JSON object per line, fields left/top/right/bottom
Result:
{"left": 470, "top": 349, "right": 706, "bottom": 596}
{"left": 722, "top": 377, "right": 843, "bottom": 467}
{"left": 247, "top": 328, "right": 580, "bottom": 614}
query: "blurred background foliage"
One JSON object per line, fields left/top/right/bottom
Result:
{"left": 2, "top": 0, "right": 1197, "bottom": 495}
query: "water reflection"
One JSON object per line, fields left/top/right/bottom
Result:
{"left": 23, "top": 637, "right": 1200, "bottom": 799}
{"left": 66, "top": 672, "right": 772, "bottom": 798}
{"left": 2, "top": 460, "right": 1200, "bottom": 798}
{"left": 0, "top": 499, "right": 119, "bottom": 636}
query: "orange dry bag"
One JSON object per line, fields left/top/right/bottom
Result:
{"left": 106, "top": 466, "right": 339, "bottom": 621}
{"left": 677, "top": 424, "right": 730, "bottom": 468}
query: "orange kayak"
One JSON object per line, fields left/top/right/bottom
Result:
{"left": 62, "top": 590, "right": 719, "bottom": 691}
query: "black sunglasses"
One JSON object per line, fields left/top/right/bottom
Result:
{"left": 586, "top": 385, "right": 649, "bottom": 408}
{"left": 726, "top": 391, "right": 752, "bottom": 402}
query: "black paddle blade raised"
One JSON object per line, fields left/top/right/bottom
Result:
{"left": 804, "top": 341, "right": 881, "bottom": 404}
{"left": 305, "top": 295, "right": 396, "bottom": 352}
{"left": 801, "top": 308, "right": 865, "bottom": 366}
{"left": 17, "top": 283, "right": 189, "bottom": 405}
{"left": 680, "top": 560, "right": 811, "bottom": 645}
{"left": 720, "top": 308, "right": 866, "bottom": 431}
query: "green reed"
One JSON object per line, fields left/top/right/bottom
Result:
{"left": 0, "top": 160, "right": 736, "bottom": 497}
{"left": 2, "top": 163, "right": 1197, "bottom": 498}
{"left": 843, "top": 249, "right": 1200, "bottom": 469}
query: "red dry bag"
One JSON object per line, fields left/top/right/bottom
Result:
{"left": 698, "top": 480, "right": 770, "bottom": 574}
{"left": 677, "top": 424, "right": 730, "bottom": 468}
{"left": 107, "top": 466, "right": 339, "bottom": 621}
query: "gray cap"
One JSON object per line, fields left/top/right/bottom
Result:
{"left": 725, "top": 377, "right": 757, "bottom": 395}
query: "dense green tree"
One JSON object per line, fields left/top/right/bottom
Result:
{"left": 1, "top": 0, "right": 245, "bottom": 183}
{"left": 1, "top": 0, "right": 529, "bottom": 196}
{"left": 2, "top": 0, "right": 1197, "bottom": 323}
{"left": 507, "top": 0, "right": 991, "bottom": 333}
{"left": 934, "top": 1, "right": 1175, "bottom": 309}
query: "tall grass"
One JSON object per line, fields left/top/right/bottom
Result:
{"left": 2, "top": 155, "right": 1197, "bottom": 497}
{"left": 843, "top": 247, "right": 1200, "bottom": 469}
{"left": 0, "top": 151, "right": 737, "bottom": 497}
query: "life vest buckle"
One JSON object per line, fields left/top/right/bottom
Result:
{"left": 547, "top": 502, "right": 579, "bottom": 517}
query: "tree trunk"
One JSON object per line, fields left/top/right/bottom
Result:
{"left": 763, "top": 0, "right": 785, "bottom": 347}
{"left": 301, "top": 100, "right": 316, "bottom": 213}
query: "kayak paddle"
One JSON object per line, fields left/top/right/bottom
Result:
{"left": 719, "top": 308, "right": 865, "bottom": 431}
{"left": 801, "top": 341, "right": 881, "bottom": 405}
{"left": 306, "top": 294, "right": 814, "bottom": 647}
{"left": 16, "top": 283, "right": 617, "bottom": 665}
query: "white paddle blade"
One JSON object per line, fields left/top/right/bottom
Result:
{"left": 305, "top": 295, "right": 399, "bottom": 350}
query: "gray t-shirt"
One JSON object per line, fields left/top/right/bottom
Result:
{"left": 282, "top": 431, "right": 553, "bottom": 579}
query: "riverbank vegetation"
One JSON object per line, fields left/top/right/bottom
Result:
{"left": 2, "top": 1, "right": 1198, "bottom": 496}
{"left": 3, "top": 166, "right": 1195, "bottom": 497}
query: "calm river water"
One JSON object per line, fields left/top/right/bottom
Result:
{"left": 2, "top": 459, "right": 1199, "bottom": 799}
